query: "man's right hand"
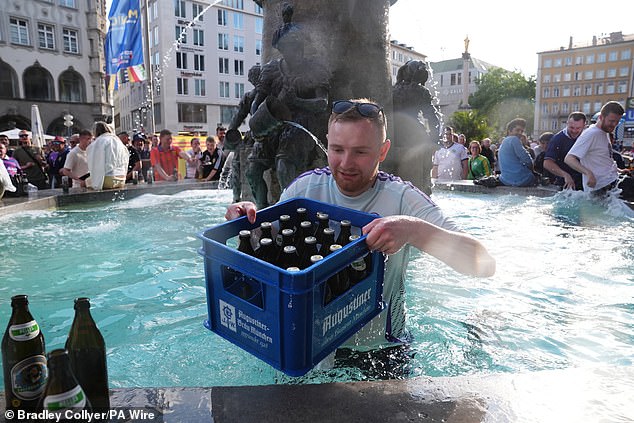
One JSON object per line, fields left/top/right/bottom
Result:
{"left": 562, "top": 173, "right": 576, "bottom": 190}
{"left": 225, "top": 201, "right": 257, "bottom": 223}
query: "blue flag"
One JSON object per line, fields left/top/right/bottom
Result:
{"left": 105, "top": 0, "right": 146, "bottom": 91}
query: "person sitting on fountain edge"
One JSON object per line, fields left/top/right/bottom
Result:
{"left": 225, "top": 98, "right": 496, "bottom": 373}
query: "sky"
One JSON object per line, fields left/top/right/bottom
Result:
{"left": 106, "top": 0, "right": 634, "bottom": 77}
{"left": 389, "top": 0, "right": 634, "bottom": 77}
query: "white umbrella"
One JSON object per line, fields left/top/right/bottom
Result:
{"left": 0, "top": 128, "right": 54, "bottom": 141}
{"left": 31, "top": 104, "right": 46, "bottom": 148}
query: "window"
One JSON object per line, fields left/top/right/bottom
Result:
{"left": 178, "top": 103, "right": 207, "bottom": 123}
{"left": 153, "top": 27, "right": 158, "bottom": 47}
{"left": 620, "top": 67, "right": 629, "bottom": 77}
{"left": 596, "top": 69, "right": 605, "bottom": 79}
{"left": 194, "top": 54, "right": 205, "bottom": 71}
{"left": 234, "top": 35, "right": 244, "bottom": 52}
{"left": 193, "top": 29, "right": 204, "bottom": 46}
{"left": 597, "top": 53, "right": 606, "bottom": 63}
{"left": 59, "top": 70, "right": 83, "bottom": 102}
{"left": 24, "top": 66, "right": 54, "bottom": 100}
{"left": 608, "top": 51, "right": 618, "bottom": 61}
{"left": 562, "top": 102, "right": 569, "bottom": 114}
{"left": 176, "top": 52, "right": 188, "bottom": 69}
{"left": 234, "top": 60, "right": 244, "bottom": 76}
{"left": 195, "top": 79, "right": 206, "bottom": 96}
{"left": 0, "top": 62, "right": 18, "bottom": 99}
{"left": 175, "top": 25, "right": 187, "bottom": 44}
{"left": 595, "top": 83, "right": 604, "bottom": 95}
{"left": 575, "top": 56, "right": 583, "bottom": 65}
{"left": 543, "top": 59, "right": 552, "bottom": 68}
{"left": 565, "top": 57, "right": 572, "bottom": 66}
{"left": 218, "top": 10, "right": 228, "bottom": 26}
{"left": 177, "top": 78, "right": 189, "bottom": 95}
{"left": 219, "top": 81, "right": 230, "bottom": 98}
{"left": 221, "top": 105, "right": 239, "bottom": 123}
{"left": 10, "top": 18, "right": 29, "bottom": 45}
{"left": 235, "top": 82, "right": 244, "bottom": 98}
{"left": 38, "top": 23, "right": 55, "bottom": 49}
{"left": 594, "top": 102, "right": 602, "bottom": 113}
{"left": 255, "top": 39, "right": 262, "bottom": 56}
{"left": 63, "top": 28, "right": 79, "bottom": 53}
{"left": 563, "top": 73, "right": 571, "bottom": 82}
{"left": 621, "top": 50, "right": 631, "bottom": 60}
{"left": 541, "top": 103, "right": 548, "bottom": 114}
{"left": 218, "top": 57, "right": 229, "bottom": 74}
{"left": 573, "top": 86, "right": 581, "bottom": 96}
{"left": 255, "top": 17, "right": 263, "bottom": 34}
{"left": 192, "top": 3, "right": 204, "bottom": 20}
{"left": 607, "top": 68, "right": 616, "bottom": 78}
{"left": 153, "top": 52, "right": 160, "bottom": 67}
{"left": 584, "top": 84, "right": 592, "bottom": 96}
{"left": 59, "top": 0, "right": 76, "bottom": 7}
{"left": 175, "top": 0, "right": 186, "bottom": 18}
{"left": 554, "top": 58, "right": 562, "bottom": 67}
{"left": 234, "top": 13, "right": 244, "bottom": 29}
{"left": 254, "top": 4, "right": 263, "bottom": 14}
{"left": 606, "top": 82, "right": 615, "bottom": 94}
{"left": 562, "top": 86, "right": 570, "bottom": 97}
{"left": 584, "top": 70, "right": 593, "bottom": 80}
{"left": 618, "top": 81, "right": 627, "bottom": 94}
{"left": 152, "top": 2, "right": 158, "bottom": 20}
{"left": 543, "top": 87, "right": 549, "bottom": 98}
{"left": 574, "top": 72, "right": 581, "bottom": 81}
{"left": 552, "top": 103, "right": 559, "bottom": 114}
{"left": 583, "top": 102, "right": 590, "bottom": 114}
{"left": 586, "top": 54, "right": 594, "bottom": 64}
{"left": 553, "top": 88, "right": 559, "bottom": 97}
{"left": 222, "top": 0, "right": 244, "bottom": 9}
{"left": 542, "top": 74, "right": 551, "bottom": 83}
{"left": 218, "top": 33, "right": 229, "bottom": 50}
{"left": 553, "top": 73, "right": 561, "bottom": 82}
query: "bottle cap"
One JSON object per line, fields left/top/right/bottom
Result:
{"left": 283, "top": 246, "right": 297, "bottom": 253}
{"left": 349, "top": 234, "right": 360, "bottom": 242}
{"left": 74, "top": 297, "right": 91, "bottom": 309}
{"left": 282, "top": 228, "right": 294, "bottom": 236}
{"left": 340, "top": 220, "right": 351, "bottom": 227}
{"left": 286, "top": 267, "right": 301, "bottom": 272}
{"left": 300, "top": 221, "right": 312, "bottom": 229}
{"left": 329, "top": 244, "right": 342, "bottom": 252}
{"left": 323, "top": 228, "right": 335, "bottom": 235}
{"left": 260, "top": 237, "right": 273, "bottom": 246}
{"left": 239, "top": 230, "right": 251, "bottom": 237}
{"left": 310, "top": 254, "right": 324, "bottom": 263}
{"left": 260, "top": 221, "right": 272, "bottom": 229}
{"left": 304, "top": 236, "right": 317, "bottom": 244}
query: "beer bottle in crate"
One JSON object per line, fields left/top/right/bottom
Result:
{"left": 295, "top": 221, "right": 313, "bottom": 255}
{"left": 259, "top": 221, "right": 273, "bottom": 241}
{"left": 276, "top": 215, "right": 293, "bottom": 246}
{"left": 318, "top": 228, "right": 336, "bottom": 257}
{"left": 238, "top": 230, "right": 255, "bottom": 256}
{"left": 2, "top": 294, "right": 48, "bottom": 412}
{"left": 275, "top": 228, "right": 295, "bottom": 263}
{"left": 38, "top": 349, "right": 91, "bottom": 414}
{"left": 65, "top": 298, "right": 110, "bottom": 411}
{"left": 256, "top": 237, "right": 277, "bottom": 264}
{"left": 326, "top": 245, "right": 350, "bottom": 297}
{"left": 295, "top": 207, "right": 308, "bottom": 229}
{"left": 336, "top": 220, "right": 352, "bottom": 246}
{"left": 278, "top": 246, "right": 300, "bottom": 270}
{"left": 299, "top": 236, "right": 319, "bottom": 269}
{"left": 348, "top": 235, "right": 371, "bottom": 285}
{"left": 314, "top": 212, "right": 330, "bottom": 244}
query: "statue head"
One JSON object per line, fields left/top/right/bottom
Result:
{"left": 247, "top": 65, "right": 261, "bottom": 86}
{"left": 275, "top": 29, "right": 305, "bottom": 66}
{"left": 282, "top": 3, "right": 294, "bottom": 23}
{"left": 401, "top": 60, "right": 429, "bottom": 85}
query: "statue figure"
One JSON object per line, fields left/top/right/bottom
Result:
{"left": 464, "top": 36, "right": 470, "bottom": 53}
{"left": 225, "top": 65, "right": 261, "bottom": 203}
{"left": 392, "top": 60, "right": 442, "bottom": 194}
{"left": 249, "top": 4, "right": 331, "bottom": 192}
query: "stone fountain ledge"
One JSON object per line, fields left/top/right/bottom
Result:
{"left": 1, "top": 366, "right": 632, "bottom": 422}
{"left": 431, "top": 179, "right": 562, "bottom": 197}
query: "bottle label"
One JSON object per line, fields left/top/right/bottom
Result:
{"left": 43, "top": 385, "right": 87, "bottom": 411}
{"left": 9, "top": 320, "right": 40, "bottom": 341}
{"left": 10, "top": 355, "right": 48, "bottom": 400}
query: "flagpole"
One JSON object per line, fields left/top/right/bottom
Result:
{"left": 143, "top": 0, "right": 156, "bottom": 135}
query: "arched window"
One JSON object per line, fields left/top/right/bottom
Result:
{"left": 59, "top": 69, "right": 85, "bottom": 102}
{"left": 23, "top": 64, "right": 54, "bottom": 100}
{"left": 0, "top": 60, "right": 19, "bottom": 99}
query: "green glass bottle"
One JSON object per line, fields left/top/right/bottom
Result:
{"left": 39, "top": 349, "right": 91, "bottom": 417}
{"left": 1, "top": 294, "right": 48, "bottom": 412}
{"left": 65, "top": 298, "right": 110, "bottom": 411}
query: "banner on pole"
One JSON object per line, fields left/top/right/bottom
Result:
{"left": 105, "top": 0, "right": 146, "bottom": 91}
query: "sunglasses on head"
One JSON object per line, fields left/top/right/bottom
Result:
{"left": 332, "top": 100, "right": 383, "bottom": 118}
{"left": 19, "top": 133, "right": 29, "bottom": 138}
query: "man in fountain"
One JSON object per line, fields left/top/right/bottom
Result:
{"left": 249, "top": 4, "right": 330, "bottom": 190}
{"left": 543, "top": 111, "right": 586, "bottom": 190}
{"left": 431, "top": 126, "right": 468, "bottom": 180}
{"left": 226, "top": 99, "right": 496, "bottom": 376}
{"left": 565, "top": 101, "right": 634, "bottom": 200}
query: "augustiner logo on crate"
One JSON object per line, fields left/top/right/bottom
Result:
{"left": 321, "top": 288, "right": 373, "bottom": 338}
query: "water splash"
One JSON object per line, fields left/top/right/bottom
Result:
{"left": 283, "top": 121, "right": 328, "bottom": 156}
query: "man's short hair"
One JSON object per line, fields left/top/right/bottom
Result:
{"left": 159, "top": 129, "right": 172, "bottom": 138}
{"left": 118, "top": 131, "right": 129, "bottom": 137}
{"left": 600, "top": 101, "right": 625, "bottom": 117}
{"left": 506, "top": 118, "right": 526, "bottom": 133}
{"left": 78, "top": 129, "right": 93, "bottom": 137}
{"left": 568, "top": 111, "right": 587, "bottom": 123}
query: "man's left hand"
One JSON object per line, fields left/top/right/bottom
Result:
{"left": 362, "top": 216, "right": 416, "bottom": 255}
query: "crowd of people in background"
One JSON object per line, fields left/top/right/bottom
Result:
{"left": 0, "top": 122, "right": 231, "bottom": 198}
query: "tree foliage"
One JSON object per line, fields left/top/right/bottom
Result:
{"left": 467, "top": 67, "right": 536, "bottom": 140}
{"left": 448, "top": 110, "right": 489, "bottom": 142}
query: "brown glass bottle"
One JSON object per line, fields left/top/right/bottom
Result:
{"left": 276, "top": 215, "right": 293, "bottom": 247}
{"left": 256, "top": 237, "right": 277, "bottom": 264}
{"left": 237, "top": 229, "right": 255, "bottom": 256}
{"left": 259, "top": 221, "right": 273, "bottom": 240}
{"left": 336, "top": 220, "right": 352, "bottom": 246}
{"left": 348, "top": 234, "right": 371, "bottom": 284}
{"left": 295, "top": 221, "right": 313, "bottom": 255}
{"left": 38, "top": 349, "right": 91, "bottom": 416}
{"left": 314, "top": 212, "right": 330, "bottom": 244}
{"left": 299, "top": 236, "right": 319, "bottom": 269}
{"left": 318, "top": 228, "right": 336, "bottom": 257}
{"left": 2, "top": 294, "right": 47, "bottom": 412}
{"left": 278, "top": 245, "right": 300, "bottom": 270}
{"left": 327, "top": 245, "right": 350, "bottom": 297}
{"left": 65, "top": 298, "right": 110, "bottom": 411}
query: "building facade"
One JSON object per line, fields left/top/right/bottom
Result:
{"left": 389, "top": 40, "right": 427, "bottom": 84}
{"left": 0, "top": 0, "right": 110, "bottom": 140}
{"left": 115, "top": 0, "right": 264, "bottom": 137}
{"left": 429, "top": 56, "right": 498, "bottom": 119}
{"left": 534, "top": 31, "right": 634, "bottom": 137}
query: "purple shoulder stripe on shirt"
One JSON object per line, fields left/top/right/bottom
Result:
{"left": 288, "top": 166, "right": 331, "bottom": 186}
{"left": 376, "top": 171, "right": 437, "bottom": 206}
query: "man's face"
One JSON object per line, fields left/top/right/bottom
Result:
{"left": 509, "top": 126, "right": 525, "bottom": 138}
{"left": 160, "top": 134, "right": 173, "bottom": 147}
{"left": 216, "top": 129, "right": 226, "bottom": 142}
{"left": 0, "top": 143, "right": 7, "bottom": 157}
{"left": 191, "top": 139, "right": 201, "bottom": 151}
{"left": 0, "top": 136, "right": 8, "bottom": 147}
{"left": 206, "top": 139, "right": 216, "bottom": 151}
{"left": 443, "top": 129, "right": 454, "bottom": 147}
{"left": 78, "top": 134, "right": 92, "bottom": 149}
{"left": 326, "top": 119, "right": 389, "bottom": 197}
{"left": 599, "top": 113, "right": 622, "bottom": 135}
{"left": 458, "top": 134, "right": 466, "bottom": 145}
{"left": 566, "top": 118, "right": 585, "bottom": 140}
{"left": 119, "top": 134, "right": 130, "bottom": 145}
{"left": 19, "top": 132, "right": 31, "bottom": 146}
{"left": 481, "top": 138, "right": 491, "bottom": 148}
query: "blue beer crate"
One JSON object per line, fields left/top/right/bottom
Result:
{"left": 198, "top": 197, "right": 385, "bottom": 376}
